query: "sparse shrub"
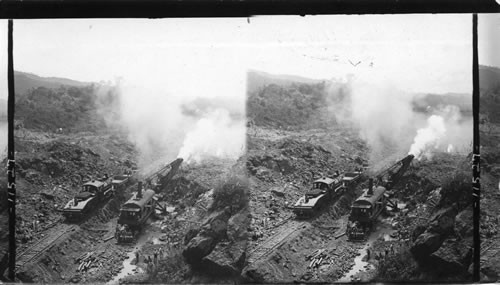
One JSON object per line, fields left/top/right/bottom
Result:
{"left": 154, "top": 249, "right": 188, "bottom": 283}
{"left": 210, "top": 174, "right": 249, "bottom": 214}
{"left": 376, "top": 248, "right": 418, "bottom": 281}
{"left": 439, "top": 167, "right": 471, "bottom": 211}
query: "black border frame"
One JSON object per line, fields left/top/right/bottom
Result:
{"left": 2, "top": 1, "right": 497, "bottom": 282}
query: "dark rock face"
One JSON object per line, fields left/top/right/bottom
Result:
{"left": 410, "top": 207, "right": 458, "bottom": 259}
{"left": 183, "top": 235, "right": 216, "bottom": 265}
{"left": 184, "top": 228, "right": 200, "bottom": 246}
{"left": 411, "top": 232, "right": 444, "bottom": 259}
{"left": 427, "top": 207, "right": 458, "bottom": 235}
{"left": 270, "top": 187, "right": 286, "bottom": 197}
{"left": 202, "top": 240, "right": 247, "bottom": 276}
{"left": 429, "top": 237, "right": 473, "bottom": 274}
{"left": 454, "top": 207, "right": 473, "bottom": 238}
{"left": 227, "top": 210, "right": 250, "bottom": 242}
{"left": 182, "top": 208, "right": 231, "bottom": 264}
{"left": 183, "top": 207, "right": 249, "bottom": 275}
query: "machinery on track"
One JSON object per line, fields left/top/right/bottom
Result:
{"left": 347, "top": 154, "right": 414, "bottom": 241}
{"left": 115, "top": 158, "right": 183, "bottom": 243}
{"left": 293, "top": 169, "right": 363, "bottom": 218}
{"left": 62, "top": 177, "right": 115, "bottom": 221}
{"left": 115, "top": 182, "right": 156, "bottom": 243}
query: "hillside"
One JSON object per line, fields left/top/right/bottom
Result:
{"left": 479, "top": 65, "right": 500, "bottom": 124}
{"left": 411, "top": 92, "right": 471, "bottom": 115}
{"left": 479, "top": 65, "right": 500, "bottom": 93}
{"left": 14, "top": 71, "right": 91, "bottom": 96}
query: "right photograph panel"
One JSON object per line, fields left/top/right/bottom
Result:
{"left": 478, "top": 13, "right": 500, "bottom": 283}
{"left": 242, "top": 14, "right": 474, "bottom": 283}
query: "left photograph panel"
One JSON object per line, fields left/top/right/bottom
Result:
{"left": 1, "top": 19, "right": 248, "bottom": 283}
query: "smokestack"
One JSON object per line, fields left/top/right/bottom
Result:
{"left": 368, "top": 178, "right": 374, "bottom": 195}
{"left": 137, "top": 181, "right": 143, "bottom": 198}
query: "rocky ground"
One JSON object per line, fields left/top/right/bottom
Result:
{"left": 238, "top": 71, "right": 474, "bottom": 283}
{"left": 0, "top": 68, "right": 485, "bottom": 283}
{"left": 0, "top": 77, "right": 249, "bottom": 283}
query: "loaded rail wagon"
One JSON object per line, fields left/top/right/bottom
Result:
{"left": 342, "top": 171, "right": 363, "bottom": 187}
{"left": 115, "top": 182, "right": 157, "bottom": 243}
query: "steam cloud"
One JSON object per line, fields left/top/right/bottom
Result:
{"left": 408, "top": 115, "right": 446, "bottom": 159}
{"left": 408, "top": 105, "right": 472, "bottom": 160}
{"left": 100, "top": 79, "right": 246, "bottom": 171}
{"left": 177, "top": 109, "right": 246, "bottom": 164}
{"left": 347, "top": 78, "right": 417, "bottom": 165}
{"left": 328, "top": 75, "right": 472, "bottom": 166}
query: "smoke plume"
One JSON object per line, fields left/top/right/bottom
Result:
{"left": 177, "top": 108, "right": 246, "bottom": 164}
{"left": 408, "top": 115, "right": 446, "bottom": 159}
{"left": 348, "top": 78, "right": 417, "bottom": 165}
{"left": 328, "top": 75, "right": 472, "bottom": 166}
{"left": 99, "top": 79, "right": 246, "bottom": 171}
{"left": 408, "top": 105, "right": 472, "bottom": 160}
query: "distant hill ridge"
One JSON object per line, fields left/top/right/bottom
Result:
{"left": 14, "top": 70, "right": 91, "bottom": 96}
{"left": 479, "top": 65, "right": 500, "bottom": 92}
{"left": 247, "top": 70, "right": 324, "bottom": 93}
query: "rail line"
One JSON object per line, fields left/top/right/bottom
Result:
{"left": 247, "top": 219, "right": 308, "bottom": 264}
{"left": 16, "top": 223, "right": 79, "bottom": 270}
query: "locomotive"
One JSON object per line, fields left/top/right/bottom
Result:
{"left": 62, "top": 177, "right": 115, "bottom": 220}
{"left": 292, "top": 167, "right": 364, "bottom": 218}
{"left": 292, "top": 175, "right": 345, "bottom": 218}
{"left": 62, "top": 172, "right": 133, "bottom": 221}
{"left": 115, "top": 158, "right": 183, "bottom": 243}
{"left": 347, "top": 154, "right": 414, "bottom": 241}
{"left": 115, "top": 182, "right": 157, "bottom": 243}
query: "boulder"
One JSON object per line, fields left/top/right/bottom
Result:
{"left": 454, "top": 207, "right": 473, "bottom": 238}
{"left": 202, "top": 240, "right": 247, "bottom": 276}
{"left": 430, "top": 237, "right": 473, "bottom": 273}
{"left": 184, "top": 227, "right": 200, "bottom": 245}
{"left": 411, "top": 232, "right": 444, "bottom": 259}
{"left": 255, "top": 168, "right": 271, "bottom": 179}
{"left": 270, "top": 187, "right": 286, "bottom": 197}
{"left": 227, "top": 209, "right": 250, "bottom": 242}
{"left": 200, "top": 207, "right": 231, "bottom": 239}
{"left": 183, "top": 235, "right": 216, "bottom": 264}
{"left": 275, "top": 156, "right": 294, "bottom": 174}
{"left": 427, "top": 206, "right": 458, "bottom": 235}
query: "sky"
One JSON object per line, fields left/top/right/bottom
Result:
{"left": 0, "top": 14, "right": 498, "bottom": 100}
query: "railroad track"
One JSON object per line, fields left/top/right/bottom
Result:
{"left": 16, "top": 223, "right": 79, "bottom": 270}
{"left": 247, "top": 219, "right": 308, "bottom": 264}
